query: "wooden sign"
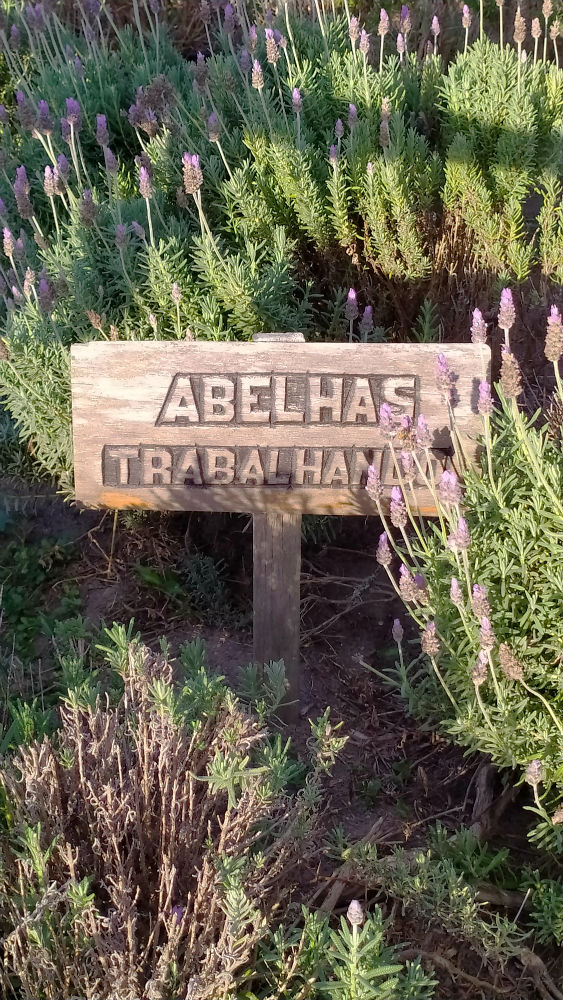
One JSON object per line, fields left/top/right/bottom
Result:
{"left": 71, "top": 340, "right": 485, "bottom": 515}
{"left": 71, "top": 336, "right": 488, "bottom": 717}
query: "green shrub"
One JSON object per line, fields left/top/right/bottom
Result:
{"left": 0, "top": 3, "right": 561, "bottom": 487}
{"left": 0, "top": 627, "right": 348, "bottom": 999}
{"left": 365, "top": 302, "right": 563, "bottom": 850}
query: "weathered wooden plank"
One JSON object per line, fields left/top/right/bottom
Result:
{"left": 71, "top": 341, "right": 489, "bottom": 514}
{"left": 253, "top": 511, "right": 301, "bottom": 719}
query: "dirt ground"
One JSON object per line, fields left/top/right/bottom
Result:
{"left": 2, "top": 493, "right": 560, "bottom": 998}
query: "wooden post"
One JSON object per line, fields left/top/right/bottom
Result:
{"left": 252, "top": 332, "right": 304, "bottom": 719}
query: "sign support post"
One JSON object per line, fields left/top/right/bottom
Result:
{"left": 251, "top": 333, "right": 305, "bottom": 719}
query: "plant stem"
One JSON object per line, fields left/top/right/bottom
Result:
{"left": 429, "top": 655, "right": 458, "bottom": 710}
{"left": 145, "top": 197, "right": 155, "bottom": 246}
{"left": 520, "top": 680, "right": 563, "bottom": 734}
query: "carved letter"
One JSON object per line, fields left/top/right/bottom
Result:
{"left": 349, "top": 448, "right": 371, "bottom": 486}
{"left": 272, "top": 375, "right": 305, "bottom": 423}
{"left": 321, "top": 449, "right": 349, "bottom": 487}
{"left": 140, "top": 446, "right": 172, "bottom": 485}
{"left": 201, "top": 376, "right": 235, "bottom": 422}
{"left": 103, "top": 446, "right": 140, "bottom": 485}
{"left": 172, "top": 447, "right": 203, "bottom": 485}
{"left": 264, "top": 448, "right": 290, "bottom": 484}
{"left": 307, "top": 376, "right": 343, "bottom": 423}
{"left": 237, "top": 447, "right": 265, "bottom": 485}
{"left": 156, "top": 375, "right": 200, "bottom": 425}
{"left": 379, "top": 375, "right": 417, "bottom": 416}
{"left": 342, "top": 377, "right": 377, "bottom": 424}
{"left": 237, "top": 375, "right": 271, "bottom": 423}
{"left": 292, "top": 448, "right": 324, "bottom": 485}
{"left": 203, "top": 447, "right": 235, "bottom": 484}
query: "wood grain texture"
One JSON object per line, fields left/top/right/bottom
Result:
{"left": 253, "top": 512, "right": 301, "bottom": 719}
{"left": 71, "top": 341, "right": 489, "bottom": 515}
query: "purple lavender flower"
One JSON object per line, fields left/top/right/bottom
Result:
{"left": 400, "top": 4, "right": 411, "bottom": 32}
{"left": 248, "top": 24, "right": 258, "bottom": 51}
{"left": 38, "top": 274, "right": 55, "bottom": 313}
{"left": 477, "top": 379, "right": 493, "bottom": 416}
{"left": 3, "top": 227, "right": 15, "bottom": 258}
{"left": 435, "top": 352, "right": 454, "bottom": 402}
{"left": 73, "top": 56, "right": 84, "bottom": 79}
{"left": 470, "top": 307, "right": 487, "bottom": 344}
{"left": 171, "top": 904, "right": 184, "bottom": 925}
{"left": 15, "top": 91, "right": 35, "bottom": 133}
{"left": 499, "top": 346, "right": 523, "bottom": 399}
{"left": 334, "top": 118, "right": 344, "bottom": 140}
{"left": 450, "top": 577, "right": 463, "bottom": 607}
{"left": 376, "top": 530, "right": 392, "bottom": 565}
{"left": 96, "top": 113, "right": 109, "bottom": 146}
{"left": 78, "top": 189, "right": 97, "bottom": 227}
{"left": 545, "top": 304, "right": 562, "bottom": 363}
{"left": 390, "top": 486, "right": 407, "bottom": 528}
{"left": 13, "top": 166, "right": 33, "bottom": 221}
{"left": 131, "top": 220, "right": 146, "bottom": 240}
{"left": 359, "top": 305, "right": 373, "bottom": 337}
{"left": 199, "top": 0, "right": 210, "bottom": 24}
{"left": 65, "top": 97, "right": 82, "bottom": 129}
{"left": 462, "top": 5, "right": 472, "bottom": 29}
{"left": 479, "top": 617, "right": 495, "bottom": 650}
{"left": 392, "top": 618, "right": 404, "bottom": 643}
{"left": 366, "top": 161, "right": 374, "bottom": 176}
{"left": 10, "top": 24, "right": 21, "bottom": 50}
{"left": 56, "top": 154, "right": 70, "bottom": 181}
{"left": 149, "top": 0, "right": 160, "bottom": 13}
{"left": 472, "top": 584, "right": 491, "bottom": 618}
{"left": 399, "top": 564, "right": 416, "bottom": 601}
{"left": 415, "top": 414, "right": 432, "bottom": 449}
{"left": 438, "top": 469, "right": 461, "bottom": 505}
{"left": 0, "top": 105, "right": 7, "bottom": 124}
{"left": 265, "top": 27, "right": 279, "bottom": 64}
{"left": 23, "top": 267, "right": 35, "bottom": 297}
{"left": 498, "top": 287, "right": 515, "bottom": 334}
{"left": 104, "top": 146, "right": 118, "bottom": 174}
{"left": 421, "top": 621, "right": 440, "bottom": 656}
{"left": 60, "top": 118, "right": 71, "bottom": 143}
{"left": 397, "top": 32, "right": 405, "bottom": 57}
{"left": 251, "top": 59, "right": 264, "bottom": 90}
{"left": 359, "top": 28, "right": 370, "bottom": 55}
{"left": 431, "top": 14, "right": 440, "bottom": 36}
{"left": 329, "top": 144, "right": 339, "bottom": 167}
{"left": 400, "top": 450, "right": 415, "bottom": 482}
{"left": 379, "top": 9, "right": 390, "bottom": 35}
{"left": 472, "top": 649, "right": 488, "bottom": 687}
{"left": 366, "top": 465, "right": 383, "bottom": 502}
{"left": 240, "top": 48, "right": 251, "bottom": 74}
{"left": 447, "top": 516, "right": 471, "bottom": 551}
{"left": 115, "top": 223, "right": 128, "bottom": 249}
{"left": 207, "top": 112, "right": 220, "bottom": 142}
{"left": 139, "top": 165, "right": 152, "bottom": 199}
{"left": 292, "top": 87, "right": 302, "bottom": 112}
{"left": 348, "top": 103, "right": 358, "bottom": 128}
{"left": 345, "top": 287, "right": 359, "bottom": 321}
{"left": 223, "top": 2, "right": 234, "bottom": 33}
{"left": 349, "top": 16, "right": 360, "bottom": 42}
{"left": 171, "top": 282, "right": 182, "bottom": 305}
{"left": 36, "top": 99, "right": 53, "bottom": 135}
{"left": 43, "top": 165, "right": 55, "bottom": 198}
{"left": 182, "top": 152, "right": 203, "bottom": 195}
{"left": 524, "top": 759, "right": 543, "bottom": 787}
{"left": 379, "top": 402, "right": 395, "bottom": 438}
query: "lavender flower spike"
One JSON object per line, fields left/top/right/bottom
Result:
{"left": 96, "top": 114, "right": 109, "bottom": 147}
{"left": 171, "top": 282, "right": 182, "bottom": 305}
{"left": 390, "top": 486, "right": 407, "bottom": 528}
{"left": 3, "top": 227, "right": 15, "bottom": 258}
{"left": 366, "top": 464, "right": 383, "bottom": 501}
{"left": 392, "top": 618, "right": 404, "bottom": 643}
{"left": 421, "top": 621, "right": 440, "bottom": 657}
{"left": 471, "top": 308, "right": 487, "bottom": 344}
{"left": 65, "top": 97, "right": 82, "bottom": 129}
{"left": 359, "top": 29, "right": 370, "bottom": 55}
{"left": 104, "top": 147, "right": 118, "bottom": 174}
{"left": 182, "top": 152, "right": 203, "bottom": 195}
{"left": 345, "top": 287, "right": 359, "bottom": 321}
{"left": 349, "top": 16, "right": 360, "bottom": 42}
{"left": 139, "top": 165, "right": 152, "bottom": 199}
{"left": 478, "top": 380, "right": 493, "bottom": 415}
{"left": 447, "top": 516, "right": 471, "bottom": 552}
{"left": 435, "top": 352, "right": 454, "bottom": 402}
{"left": 379, "top": 401, "right": 396, "bottom": 438}
{"left": 431, "top": 14, "right": 440, "bottom": 36}
{"left": 251, "top": 59, "right": 264, "bottom": 90}
{"left": 334, "top": 118, "right": 344, "bottom": 140}
{"left": 378, "top": 9, "right": 390, "bottom": 35}
{"left": 498, "top": 287, "right": 515, "bottom": 335}
{"left": 462, "top": 4, "right": 472, "bottom": 29}
{"left": 375, "top": 530, "right": 392, "bottom": 565}
{"left": 450, "top": 576, "right": 464, "bottom": 607}
{"left": 348, "top": 103, "right": 358, "bottom": 127}
{"left": 329, "top": 145, "right": 339, "bottom": 167}
{"left": 545, "top": 304, "right": 562, "bottom": 363}
{"left": 360, "top": 305, "right": 373, "bottom": 337}
{"left": 479, "top": 616, "right": 495, "bottom": 650}
{"left": 397, "top": 32, "right": 405, "bottom": 57}
{"left": 292, "top": 88, "right": 302, "bottom": 112}
{"left": 438, "top": 469, "right": 462, "bottom": 505}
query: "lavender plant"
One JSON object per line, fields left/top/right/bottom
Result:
{"left": 0, "top": 628, "right": 344, "bottom": 999}
{"left": 365, "top": 296, "right": 563, "bottom": 851}
{"left": 0, "top": 0, "right": 561, "bottom": 488}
